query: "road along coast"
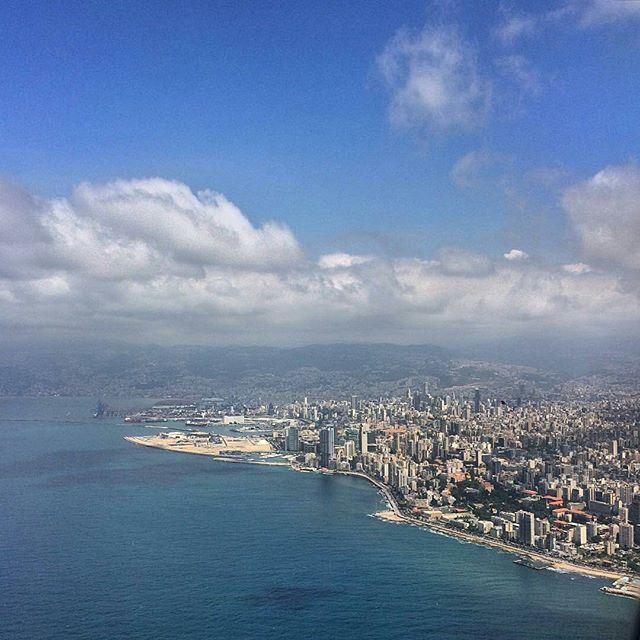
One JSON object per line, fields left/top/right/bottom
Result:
{"left": 335, "top": 470, "right": 629, "bottom": 585}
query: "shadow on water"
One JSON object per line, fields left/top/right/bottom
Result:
{"left": 40, "top": 457, "right": 247, "bottom": 488}
{"left": 0, "top": 448, "right": 126, "bottom": 478}
{"left": 0, "top": 445, "right": 249, "bottom": 488}
{"left": 242, "top": 586, "right": 344, "bottom": 611}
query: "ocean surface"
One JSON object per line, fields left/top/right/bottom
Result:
{"left": 0, "top": 397, "right": 637, "bottom": 640}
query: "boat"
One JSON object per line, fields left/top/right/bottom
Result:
{"left": 185, "top": 419, "right": 210, "bottom": 427}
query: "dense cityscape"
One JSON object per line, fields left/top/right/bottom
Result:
{"left": 4, "top": 1, "right": 640, "bottom": 637}
{"left": 124, "top": 383, "right": 640, "bottom": 600}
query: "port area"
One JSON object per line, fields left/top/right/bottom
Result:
{"left": 600, "top": 576, "right": 640, "bottom": 600}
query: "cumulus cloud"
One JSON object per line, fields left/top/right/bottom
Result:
{"left": 0, "top": 178, "right": 302, "bottom": 283}
{"left": 70, "top": 178, "right": 302, "bottom": 270}
{"left": 0, "top": 177, "right": 638, "bottom": 345}
{"left": 562, "top": 163, "right": 640, "bottom": 271}
{"left": 504, "top": 249, "right": 529, "bottom": 262}
{"left": 377, "top": 25, "right": 492, "bottom": 132}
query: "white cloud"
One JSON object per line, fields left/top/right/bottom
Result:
{"left": 377, "top": 25, "right": 492, "bottom": 132}
{"left": 562, "top": 163, "right": 640, "bottom": 271}
{"left": 435, "top": 247, "right": 494, "bottom": 277}
{"left": 562, "top": 263, "right": 592, "bottom": 275}
{"left": 504, "top": 249, "right": 529, "bottom": 261}
{"left": 317, "top": 253, "right": 372, "bottom": 269}
{"left": 578, "top": 0, "right": 640, "bottom": 28}
{"left": 0, "top": 177, "right": 638, "bottom": 345}
{"left": 493, "top": 1, "right": 640, "bottom": 42}
{"left": 0, "top": 178, "right": 302, "bottom": 285}
{"left": 70, "top": 178, "right": 302, "bottom": 270}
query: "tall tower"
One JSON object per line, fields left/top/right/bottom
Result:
{"left": 629, "top": 495, "right": 640, "bottom": 525}
{"left": 285, "top": 426, "right": 300, "bottom": 452}
{"left": 474, "top": 389, "right": 481, "bottom": 414}
{"left": 518, "top": 511, "right": 535, "bottom": 546}
{"left": 620, "top": 522, "right": 635, "bottom": 550}
{"left": 319, "top": 427, "right": 335, "bottom": 468}
{"left": 359, "top": 425, "right": 368, "bottom": 455}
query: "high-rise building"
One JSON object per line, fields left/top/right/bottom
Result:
{"left": 319, "top": 427, "right": 335, "bottom": 468}
{"left": 630, "top": 495, "right": 640, "bottom": 525}
{"left": 359, "top": 425, "right": 369, "bottom": 455}
{"left": 620, "top": 485, "right": 634, "bottom": 505}
{"left": 474, "top": 389, "right": 481, "bottom": 414}
{"left": 350, "top": 395, "right": 358, "bottom": 412}
{"left": 619, "top": 522, "right": 635, "bottom": 550}
{"left": 285, "top": 426, "right": 299, "bottom": 452}
{"left": 344, "top": 440, "right": 355, "bottom": 460}
{"left": 573, "top": 524, "right": 587, "bottom": 546}
{"left": 517, "top": 511, "right": 535, "bottom": 546}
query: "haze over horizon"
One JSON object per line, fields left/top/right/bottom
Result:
{"left": 1, "top": 0, "right": 639, "bottom": 348}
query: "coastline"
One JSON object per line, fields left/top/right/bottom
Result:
{"left": 124, "top": 436, "right": 633, "bottom": 591}
{"left": 335, "top": 470, "right": 629, "bottom": 584}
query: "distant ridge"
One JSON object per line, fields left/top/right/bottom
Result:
{"left": 0, "top": 340, "right": 636, "bottom": 400}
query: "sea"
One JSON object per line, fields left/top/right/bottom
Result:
{"left": 0, "top": 397, "right": 637, "bottom": 640}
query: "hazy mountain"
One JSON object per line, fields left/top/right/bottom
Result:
{"left": 0, "top": 340, "right": 636, "bottom": 401}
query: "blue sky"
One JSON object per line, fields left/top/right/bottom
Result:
{"left": 0, "top": 1, "right": 639, "bottom": 346}
{"left": 2, "top": 0, "right": 637, "bottom": 259}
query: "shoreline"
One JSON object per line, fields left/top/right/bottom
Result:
{"left": 124, "top": 436, "right": 634, "bottom": 592}
{"left": 335, "top": 470, "right": 630, "bottom": 584}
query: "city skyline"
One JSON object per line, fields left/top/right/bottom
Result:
{"left": 122, "top": 383, "right": 640, "bottom": 598}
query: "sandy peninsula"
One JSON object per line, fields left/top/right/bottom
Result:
{"left": 125, "top": 434, "right": 273, "bottom": 456}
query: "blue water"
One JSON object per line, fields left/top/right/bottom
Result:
{"left": 0, "top": 397, "right": 637, "bottom": 640}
